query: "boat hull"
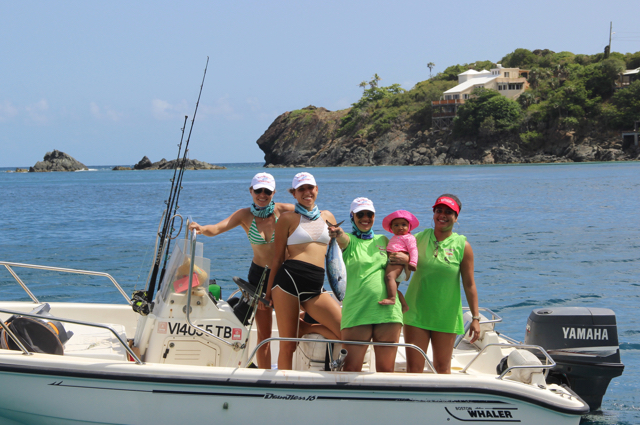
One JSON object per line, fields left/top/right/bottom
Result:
{"left": 0, "top": 354, "right": 585, "bottom": 425}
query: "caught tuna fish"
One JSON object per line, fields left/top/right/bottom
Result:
{"left": 325, "top": 220, "right": 347, "bottom": 301}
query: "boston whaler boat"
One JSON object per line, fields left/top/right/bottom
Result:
{"left": 0, "top": 229, "right": 624, "bottom": 425}
{"left": 0, "top": 61, "right": 623, "bottom": 425}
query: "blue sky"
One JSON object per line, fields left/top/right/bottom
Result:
{"left": 1, "top": 1, "right": 639, "bottom": 167}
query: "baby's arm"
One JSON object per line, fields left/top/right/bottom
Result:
{"left": 406, "top": 235, "right": 418, "bottom": 271}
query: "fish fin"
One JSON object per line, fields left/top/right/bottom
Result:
{"left": 325, "top": 220, "right": 345, "bottom": 227}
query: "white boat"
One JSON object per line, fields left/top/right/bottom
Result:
{"left": 0, "top": 231, "right": 623, "bottom": 425}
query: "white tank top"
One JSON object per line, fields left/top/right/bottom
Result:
{"left": 287, "top": 215, "right": 331, "bottom": 245}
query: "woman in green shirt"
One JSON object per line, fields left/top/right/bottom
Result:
{"left": 329, "top": 197, "right": 404, "bottom": 372}
{"left": 402, "top": 194, "right": 480, "bottom": 374}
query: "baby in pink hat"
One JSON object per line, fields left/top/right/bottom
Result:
{"left": 380, "top": 210, "right": 420, "bottom": 311}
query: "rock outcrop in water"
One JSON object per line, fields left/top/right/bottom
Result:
{"left": 132, "top": 156, "right": 226, "bottom": 170}
{"left": 256, "top": 106, "right": 640, "bottom": 167}
{"left": 29, "top": 150, "right": 88, "bottom": 172}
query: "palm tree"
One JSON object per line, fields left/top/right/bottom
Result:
{"left": 427, "top": 62, "right": 435, "bottom": 79}
{"left": 359, "top": 81, "right": 368, "bottom": 93}
{"left": 370, "top": 74, "right": 381, "bottom": 88}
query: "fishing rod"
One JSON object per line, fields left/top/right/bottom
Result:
{"left": 132, "top": 57, "right": 209, "bottom": 316}
{"left": 160, "top": 56, "right": 210, "bottom": 278}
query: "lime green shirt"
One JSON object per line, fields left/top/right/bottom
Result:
{"left": 403, "top": 228, "right": 467, "bottom": 334}
{"left": 340, "top": 233, "right": 404, "bottom": 330}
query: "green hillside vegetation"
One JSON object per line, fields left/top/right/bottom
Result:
{"left": 320, "top": 48, "right": 640, "bottom": 144}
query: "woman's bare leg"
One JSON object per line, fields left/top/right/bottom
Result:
{"left": 429, "top": 331, "right": 456, "bottom": 374}
{"left": 404, "top": 325, "right": 431, "bottom": 373}
{"left": 272, "top": 287, "right": 302, "bottom": 370}
{"left": 341, "top": 325, "right": 373, "bottom": 372}
{"left": 298, "top": 319, "right": 340, "bottom": 340}
{"left": 254, "top": 306, "right": 272, "bottom": 369}
{"left": 372, "top": 323, "right": 402, "bottom": 372}
{"left": 301, "top": 293, "right": 342, "bottom": 338}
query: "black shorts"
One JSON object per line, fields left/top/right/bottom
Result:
{"left": 248, "top": 262, "right": 270, "bottom": 297}
{"left": 273, "top": 260, "right": 324, "bottom": 302}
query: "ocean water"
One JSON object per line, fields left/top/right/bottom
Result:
{"left": 0, "top": 162, "right": 638, "bottom": 424}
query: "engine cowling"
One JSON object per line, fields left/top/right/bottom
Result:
{"left": 525, "top": 307, "right": 624, "bottom": 411}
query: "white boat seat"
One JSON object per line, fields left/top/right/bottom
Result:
{"left": 62, "top": 323, "right": 129, "bottom": 361}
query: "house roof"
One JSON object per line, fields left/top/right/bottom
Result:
{"left": 623, "top": 68, "right": 640, "bottom": 76}
{"left": 444, "top": 75, "right": 498, "bottom": 94}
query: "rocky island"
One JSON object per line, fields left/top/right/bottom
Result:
{"left": 29, "top": 150, "right": 88, "bottom": 172}
{"left": 23, "top": 151, "right": 225, "bottom": 172}
{"left": 131, "top": 156, "right": 226, "bottom": 170}
{"left": 257, "top": 48, "right": 640, "bottom": 167}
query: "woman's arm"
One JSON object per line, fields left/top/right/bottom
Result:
{"left": 328, "top": 224, "right": 350, "bottom": 250}
{"left": 275, "top": 202, "right": 295, "bottom": 214}
{"left": 460, "top": 241, "right": 480, "bottom": 343}
{"left": 265, "top": 212, "right": 292, "bottom": 305}
{"left": 189, "top": 209, "right": 247, "bottom": 237}
{"left": 388, "top": 251, "right": 409, "bottom": 265}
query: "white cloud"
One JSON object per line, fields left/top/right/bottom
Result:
{"left": 200, "top": 96, "right": 241, "bottom": 121}
{"left": 90, "top": 102, "right": 101, "bottom": 118}
{"left": 89, "top": 102, "right": 123, "bottom": 121}
{"left": 151, "top": 98, "right": 189, "bottom": 121}
{"left": 25, "top": 99, "right": 49, "bottom": 124}
{"left": 153, "top": 96, "right": 242, "bottom": 121}
{"left": 0, "top": 100, "right": 18, "bottom": 121}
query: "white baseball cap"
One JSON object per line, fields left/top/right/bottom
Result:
{"left": 350, "top": 197, "right": 376, "bottom": 214}
{"left": 291, "top": 172, "right": 317, "bottom": 189}
{"left": 251, "top": 173, "right": 276, "bottom": 191}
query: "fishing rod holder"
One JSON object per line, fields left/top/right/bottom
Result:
{"left": 330, "top": 348, "right": 348, "bottom": 371}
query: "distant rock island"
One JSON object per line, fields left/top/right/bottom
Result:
{"left": 29, "top": 150, "right": 88, "bottom": 172}
{"left": 130, "top": 156, "right": 226, "bottom": 170}
{"left": 21, "top": 150, "right": 225, "bottom": 172}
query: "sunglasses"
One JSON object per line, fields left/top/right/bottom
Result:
{"left": 253, "top": 188, "right": 273, "bottom": 195}
{"left": 355, "top": 211, "right": 374, "bottom": 219}
{"left": 434, "top": 207, "right": 456, "bottom": 216}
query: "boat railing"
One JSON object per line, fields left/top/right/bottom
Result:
{"left": 460, "top": 343, "right": 556, "bottom": 380}
{"left": 0, "top": 306, "right": 143, "bottom": 364}
{"left": 453, "top": 306, "right": 502, "bottom": 348}
{"left": 246, "top": 337, "right": 437, "bottom": 373}
{"left": 0, "top": 261, "right": 131, "bottom": 305}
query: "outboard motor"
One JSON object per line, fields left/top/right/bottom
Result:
{"left": 525, "top": 307, "right": 624, "bottom": 411}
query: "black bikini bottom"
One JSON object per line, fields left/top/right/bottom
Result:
{"left": 248, "top": 262, "right": 270, "bottom": 297}
{"left": 273, "top": 259, "right": 324, "bottom": 302}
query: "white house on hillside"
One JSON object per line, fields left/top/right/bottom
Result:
{"left": 432, "top": 64, "right": 529, "bottom": 129}
{"left": 616, "top": 67, "right": 640, "bottom": 89}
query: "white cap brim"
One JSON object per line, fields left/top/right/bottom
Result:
{"left": 253, "top": 183, "right": 275, "bottom": 191}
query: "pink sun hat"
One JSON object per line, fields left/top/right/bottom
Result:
{"left": 382, "top": 210, "right": 420, "bottom": 233}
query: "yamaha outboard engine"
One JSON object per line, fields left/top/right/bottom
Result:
{"left": 525, "top": 307, "right": 624, "bottom": 411}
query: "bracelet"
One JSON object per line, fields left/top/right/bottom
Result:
{"left": 472, "top": 315, "right": 482, "bottom": 321}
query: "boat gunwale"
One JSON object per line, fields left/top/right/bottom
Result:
{"left": 0, "top": 358, "right": 590, "bottom": 416}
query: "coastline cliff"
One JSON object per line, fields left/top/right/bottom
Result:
{"left": 257, "top": 48, "right": 640, "bottom": 167}
{"left": 257, "top": 106, "right": 637, "bottom": 167}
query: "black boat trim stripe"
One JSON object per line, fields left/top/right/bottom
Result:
{"left": 0, "top": 364, "right": 589, "bottom": 415}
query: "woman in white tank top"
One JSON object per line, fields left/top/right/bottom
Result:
{"left": 266, "top": 172, "right": 343, "bottom": 371}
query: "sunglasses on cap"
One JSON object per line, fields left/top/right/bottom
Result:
{"left": 253, "top": 188, "right": 273, "bottom": 195}
{"left": 355, "top": 211, "right": 374, "bottom": 219}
